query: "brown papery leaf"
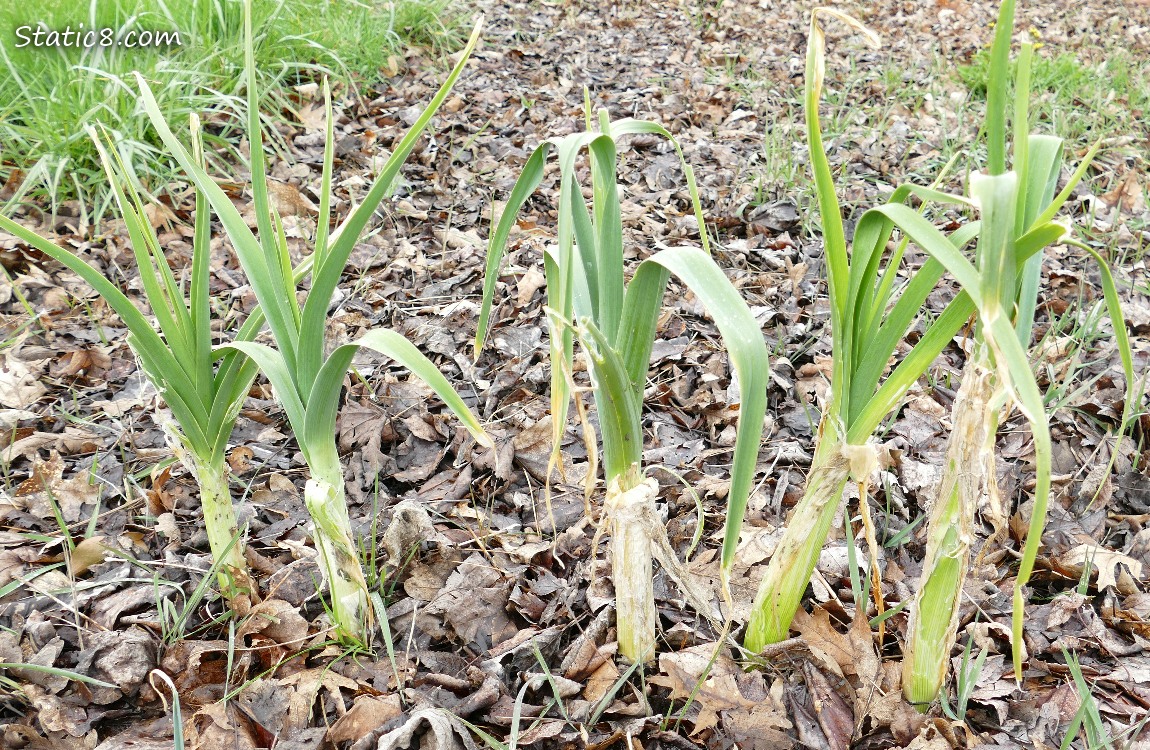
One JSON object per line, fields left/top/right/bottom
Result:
{"left": 1100, "top": 170, "right": 1146, "bottom": 213}
{"left": 326, "top": 695, "right": 404, "bottom": 745}
{"left": 650, "top": 643, "right": 790, "bottom": 737}
{"left": 1061, "top": 544, "right": 1144, "bottom": 594}
{"left": 0, "top": 354, "right": 47, "bottom": 408}
{"left": 237, "top": 599, "right": 310, "bottom": 645}
{"left": 68, "top": 535, "right": 108, "bottom": 576}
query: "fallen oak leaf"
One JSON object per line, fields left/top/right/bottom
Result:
{"left": 237, "top": 599, "right": 310, "bottom": 645}
{"left": 792, "top": 606, "right": 860, "bottom": 678}
{"left": 649, "top": 643, "right": 790, "bottom": 737}
{"left": 1062, "top": 544, "right": 1143, "bottom": 594}
{"left": 1099, "top": 170, "right": 1146, "bottom": 214}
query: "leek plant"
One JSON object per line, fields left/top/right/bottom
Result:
{"left": 744, "top": 9, "right": 973, "bottom": 653}
{"left": 136, "top": 8, "right": 490, "bottom": 645}
{"left": 902, "top": 0, "right": 1134, "bottom": 706}
{"left": 477, "top": 109, "right": 769, "bottom": 663}
{"left": 0, "top": 123, "right": 259, "bottom": 612}
{"left": 742, "top": 7, "right": 1100, "bottom": 655}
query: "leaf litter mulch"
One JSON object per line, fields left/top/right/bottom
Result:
{"left": 2, "top": 0, "right": 1150, "bottom": 748}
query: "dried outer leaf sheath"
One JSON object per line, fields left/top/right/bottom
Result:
{"left": 745, "top": 417, "right": 851, "bottom": 653}
{"left": 903, "top": 364, "right": 997, "bottom": 705}
{"left": 305, "top": 467, "right": 372, "bottom": 642}
{"left": 608, "top": 472, "right": 657, "bottom": 664}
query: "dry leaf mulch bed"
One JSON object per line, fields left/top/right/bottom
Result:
{"left": 2, "top": 0, "right": 1150, "bottom": 748}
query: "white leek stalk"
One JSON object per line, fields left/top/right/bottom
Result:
{"left": 136, "top": 6, "right": 487, "bottom": 646}
{"left": 606, "top": 472, "right": 659, "bottom": 664}
{"left": 187, "top": 451, "right": 253, "bottom": 612}
{"left": 479, "top": 110, "right": 769, "bottom": 666}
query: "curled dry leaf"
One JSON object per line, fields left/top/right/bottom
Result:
{"left": 74, "top": 628, "right": 155, "bottom": 695}
{"left": 0, "top": 408, "right": 38, "bottom": 429}
{"left": 1099, "top": 170, "right": 1146, "bottom": 214}
{"left": 0, "top": 355, "right": 47, "bottom": 408}
{"left": 327, "top": 695, "right": 404, "bottom": 746}
{"left": 382, "top": 499, "right": 436, "bottom": 567}
{"left": 1060, "top": 544, "right": 1144, "bottom": 594}
{"left": 13, "top": 452, "right": 102, "bottom": 525}
{"left": 237, "top": 599, "right": 310, "bottom": 645}
{"left": 791, "top": 606, "right": 879, "bottom": 682}
{"left": 371, "top": 707, "right": 481, "bottom": 750}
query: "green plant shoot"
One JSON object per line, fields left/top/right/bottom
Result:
{"left": 742, "top": 7, "right": 1096, "bottom": 655}
{"left": 0, "top": 122, "right": 262, "bottom": 612}
{"left": 478, "top": 109, "right": 769, "bottom": 663}
{"left": 902, "top": 0, "right": 1135, "bottom": 706}
{"left": 136, "top": 5, "right": 490, "bottom": 645}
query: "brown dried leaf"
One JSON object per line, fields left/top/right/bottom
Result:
{"left": 582, "top": 658, "right": 620, "bottom": 704}
{"left": 423, "top": 552, "right": 516, "bottom": 649}
{"left": 14, "top": 451, "right": 102, "bottom": 524}
{"left": 0, "top": 546, "right": 38, "bottom": 588}
{"left": 189, "top": 702, "right": 261, "bottom": 750}
{"left": 650, "top": 643, "right": 790, "bottom": 737}
{"left": 1061, "top": 544, "right": 1144, "bottom": 594}
{"left": 67, "top": 535, "right": 109, "bottom": 576}
{"left": 296, "top": 102, "right": 327, "bottom": 131}
{"left": 267, "top": 180, "right": 317, "bottom": 217}
{"left": 516, "top": 266, "right": 547, "bottom": 306}
{"left": 803, "top": 661, "right": 853, "bottom": 750}
{"left": 327, "top": 695, "right": 403, "bottom": 745}
{"left": 791, "top": 607, "right": 861, "bottom": 678}
{"left": 1100, "top": 170, "right": 1146, "bottom": 213}
{"left": 382, "top": 499, "right": 435, "bottom": 566}
{"left": 237, "top": 599, "right": 310, "bottom": 645}
{"left": 52, "top": 347, "right": 110, "bottom": 379}
{"left": 374, "top": 707, "right": 481, "bottom": 750}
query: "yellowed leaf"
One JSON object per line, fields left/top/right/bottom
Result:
{"left": 69, "top": 535, "right": 108, "bottom": 576}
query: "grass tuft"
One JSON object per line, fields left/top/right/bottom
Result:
{"left": 0, "top": 0, "right": 464, "bottom": 224}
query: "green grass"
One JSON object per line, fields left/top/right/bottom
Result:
{"left": 715, "top": 31, "right": 1149, "bottom": 225}
{"left": 0, "top": 0, "right": 463, "bottom": 224}
{"left": 281, "top": 0, "right": 463, "bottom": 79}
{"left": 958, "top": 47, "right": 1150, "bottom": 149}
